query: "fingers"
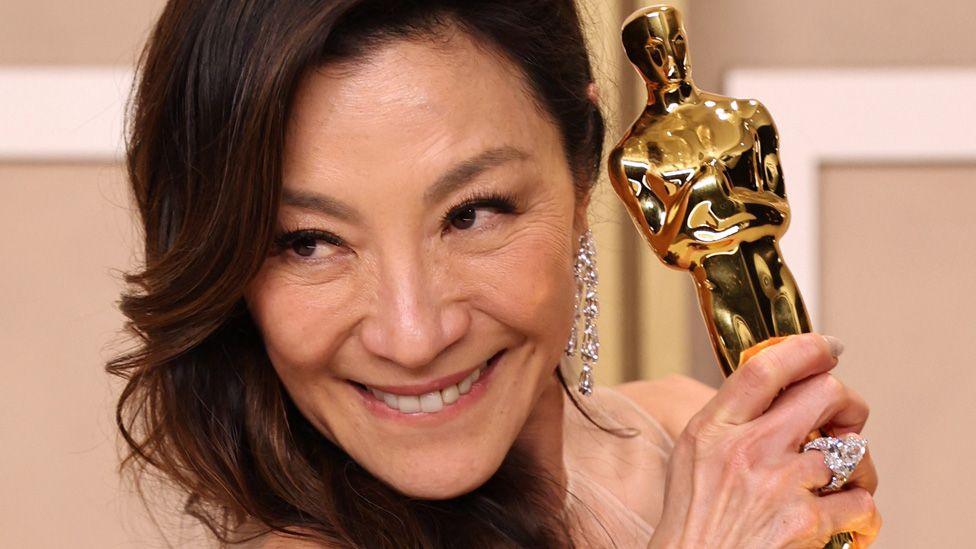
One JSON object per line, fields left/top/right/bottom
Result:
{"left": 814, "top": 487, "right": 882, "bottom": 544}
{"left": 829, "top": 427, "right": 878, "bottom": 496}
{"left": 794, "top": 448, "right": 834, "bottom": 491}
{"left": 760, "top": 372, "right": 870, "bottom": 448}
{"left": 706, "top": 333, "right": 840, "bottom": 425}
{"left": 845, "top": 447, "right": 878, "bottom": 495}
{"left": 793, "top": 443, "right": 877, "bottom": 495}
{"left": 796, "top": 441, "right": 880, "bottom": 544}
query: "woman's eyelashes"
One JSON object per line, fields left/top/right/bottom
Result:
{"left": 273, "top": 229, "right": 345, "bottom": 261}
{"left": 440, "top": 191, "right": 520, "bottom": 234}
{"left": 273, "top": 192, "right": 522, "bottom": 262}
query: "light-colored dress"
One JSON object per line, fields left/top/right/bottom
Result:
{"left": 561, "top": 385, "right": 674, "bottom": 548}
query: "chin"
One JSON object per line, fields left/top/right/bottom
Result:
{"left": 315, "top": 347, "right": 541, "bottom": 500}
{"left": 285, "top": 340, "right": 554, "bottom": 500}
{"left": 368, "top": 443, "right": 509, "bottom": 500}
{"left": 328, "top": 428, "right": 513, "bottom": 501}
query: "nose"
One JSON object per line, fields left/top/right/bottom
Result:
{"left": 359, "top": 250, "right": 469, "bottom": 369}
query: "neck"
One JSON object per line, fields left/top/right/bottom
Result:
{"left": 646, "top": 78, "right": 699, "bottom": 113}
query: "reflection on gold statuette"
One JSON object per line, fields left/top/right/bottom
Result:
{"left": 608, "top": 6, "right": 855, "bottom": 548}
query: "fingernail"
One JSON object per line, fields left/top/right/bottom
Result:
{"left": 822, "top": 335, "right": 845, "bottom": 358}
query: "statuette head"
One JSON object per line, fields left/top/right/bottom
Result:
{"left": 621, "top": 5, "right": 691, "bottom": 86}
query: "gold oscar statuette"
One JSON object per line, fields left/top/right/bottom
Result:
{"left": 608, "top": 5, "right": 856, "bottom": 548}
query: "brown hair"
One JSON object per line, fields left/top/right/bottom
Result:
{"left": 108, "top": 0, "right": 616, "bottom": 546}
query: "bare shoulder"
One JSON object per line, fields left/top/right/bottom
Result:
{"left": 612, "top": 374, "right": 717, "bottom": 440}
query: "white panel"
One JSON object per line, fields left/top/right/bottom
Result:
{"left": 725, "top": 69, "right": 976, "bottom": 322}
{"left": 0, "top": 66, "right": 132, "bottom": 161}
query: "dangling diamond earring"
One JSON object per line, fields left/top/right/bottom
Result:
{"left": 564, "top": 229, "right": 599, "bottom": 396}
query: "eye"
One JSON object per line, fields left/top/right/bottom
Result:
{"left": 442, "top": 192, "right": 518, "bottom": 233}
{"left": 274, "top": 229, "right": 344, "bottom": 261}
{"left": 450, "top": 205, "right": 480, "bottom": 230}
{"left": 291, "top": 234, "right": 325, "bottom": 257}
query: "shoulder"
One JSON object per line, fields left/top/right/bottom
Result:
{"left": 611, "top": 374, "right": 716, "bottom": 440}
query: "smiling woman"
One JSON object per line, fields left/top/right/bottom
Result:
{"left": 108, "top": 0, "right": 879, "bottom": 547}
{"left": 247, "top": 27, "right": 590, "bottom": 501}
{"left": 108, "top": 0, "right": 625, "bottom": 546}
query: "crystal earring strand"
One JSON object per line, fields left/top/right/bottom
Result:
{"left": 565, "top": 229, "right": 599, "bottom": 396}
{"left": 565, "top": 280, "right": 580, "bottom": 357}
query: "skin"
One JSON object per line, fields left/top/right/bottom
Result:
{"left": 245, "top": 28, "right": 584, "bottom": 500}
{"left": 243, "top": 25, "right": 880, "bottom": 547}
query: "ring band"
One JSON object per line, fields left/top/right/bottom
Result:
{"left": 802, "top": 433, "right": 868, "bottom": 493}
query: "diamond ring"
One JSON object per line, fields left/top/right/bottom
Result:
{"left": 802, "top": 433, "right": 868, "bottom": 493}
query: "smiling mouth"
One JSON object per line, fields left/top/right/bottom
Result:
{"left": 349, "top": 350, "right": 505, "bottom": 414}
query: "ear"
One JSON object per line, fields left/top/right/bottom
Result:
{"left": 572, "top": 189, "right": 592, "bottom": 239}
{"left": 586, "top": 82, "right": 600, "bottom": 105}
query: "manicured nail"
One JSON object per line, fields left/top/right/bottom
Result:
{"left": 822, "top": 335, "right": 845, "bottom": 358}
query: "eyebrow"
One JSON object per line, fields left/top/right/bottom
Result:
{"left": 281, "top": 146, "right": 530, "bottom": 222}
{"left": 422, "top": 146, "right": 530, "bottom": 204}
{"left": 281, "top": 187, "right": 361, "bottom": 222}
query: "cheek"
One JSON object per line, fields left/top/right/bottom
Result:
{"left": 244, "top": 266, "right": 359, "bottom": 375}
{"left": 462, "top": 219, "right": 577, "bottom": 350}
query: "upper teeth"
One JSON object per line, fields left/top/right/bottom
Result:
{"left": 368, "top": 363, "right": 485, "bottom": 414}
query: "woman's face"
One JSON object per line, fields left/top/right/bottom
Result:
{"left": 245, "top": 28, "right": 588, "bottom": 499}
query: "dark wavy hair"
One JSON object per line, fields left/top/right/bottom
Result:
{"left": 108, "top": 0, "right": 618, "bottom": 546}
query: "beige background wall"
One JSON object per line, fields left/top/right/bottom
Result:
{"left": 0, "top": 1, "right": 161, "bottom": 65}
{"left": 1, "top": 0, "right": 973, "bottom": 547}
{"left": 0, "top": 1, "right": 167, "bottom": 546}
{"left": 0, "top": 164, "right": 164, "bottom": 547}
{"left": 688, "top": 0, "right": 976, "bottom": 92}
{"left": 820, "top": 164, "right": 976, "bottom": 547}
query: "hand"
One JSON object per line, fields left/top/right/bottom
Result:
{"left": 649, "top": 333, "right": 881, "bottom": 548}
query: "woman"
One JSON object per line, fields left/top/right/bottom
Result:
{"left": 109, "top": 0, "right": 880, "bottom": 546}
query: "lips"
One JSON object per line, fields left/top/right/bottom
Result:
{"left": 348, "top": 350, "right": 505, "bottom": 414}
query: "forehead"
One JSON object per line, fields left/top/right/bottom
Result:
{"left": 283, "top": 28, "right": 562, "bottom": 191}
